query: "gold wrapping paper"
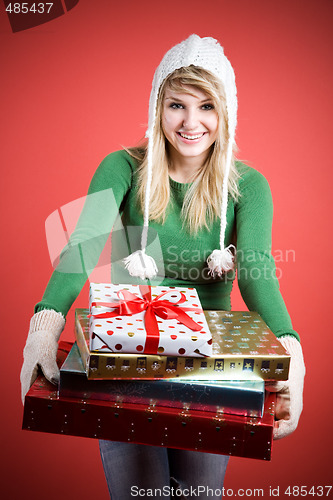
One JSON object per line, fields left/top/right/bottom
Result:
{"left": 75, "top": 309, "right": 290, "bottom": 381}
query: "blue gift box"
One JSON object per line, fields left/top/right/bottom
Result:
{"left": 59, "top": 343, "right": 265, "bottom": 417}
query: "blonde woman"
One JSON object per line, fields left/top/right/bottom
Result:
{"left": 21, "top": 35, "right": 305, "bottom": 499}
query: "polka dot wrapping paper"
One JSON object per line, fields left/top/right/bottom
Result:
{"left": 89, "top": 283, "right": 213, "bottom": 357}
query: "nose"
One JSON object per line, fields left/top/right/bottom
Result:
{"left": 182, "top": 108, "right": 199, "bottom": 130}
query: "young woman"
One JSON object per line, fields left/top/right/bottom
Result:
{"left": 20, "top": 35, "right": 305, "bottom": 499}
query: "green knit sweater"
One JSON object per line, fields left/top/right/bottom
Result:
{"left": 36, "top": 149, "right": 299, "bottom": 341}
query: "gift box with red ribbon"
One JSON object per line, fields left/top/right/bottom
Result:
{"left": 89, "top": 283, "right": 212, "bottom": 358}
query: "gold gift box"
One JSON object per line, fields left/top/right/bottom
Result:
{"left": 75, "top": 309, "right": 290, "bottom": 381}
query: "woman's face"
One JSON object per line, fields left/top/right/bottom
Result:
{"left": 161, "top": 85, "right": 219, "bottom": 165}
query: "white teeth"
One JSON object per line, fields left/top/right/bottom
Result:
{"left": 179, "top": 132, "right": 204, "bottom": 140}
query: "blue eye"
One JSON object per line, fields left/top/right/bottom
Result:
{"left": 202, "top": 104, "right": 214, "bottom": 110}
{"left": 170, "top": 103, "right": 184, "bottom": 109}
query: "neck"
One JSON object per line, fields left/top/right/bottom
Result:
{"left": 168, "top": 148, "right": 208, "bottom": 183}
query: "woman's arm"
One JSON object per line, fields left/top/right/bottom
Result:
{"left": 235, "top": 165, "right": 305, "bottom": 439}
{"left": 21, "top": 150, "right": 135, "bottom": 402}
{"left": 34, "top": 150, "right": 134, "bottom": 317}
{"left": 235, "top": 164, "right": 299, "bottom": 340}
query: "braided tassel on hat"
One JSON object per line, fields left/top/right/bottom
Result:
{"left": 123, "top": 125, "right": 158, "bottom": 280}
{"left": 207, "top": 129, "right": 236, "bottom": 277}
{"left": 124, "top": 34, "right": 238, "bottom": 280}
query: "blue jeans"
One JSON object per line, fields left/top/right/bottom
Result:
{"left": 99, "top": 440, "right": 229, "bottom": 499}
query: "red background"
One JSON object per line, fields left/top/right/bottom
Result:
{"left": 1, "top": 0, "right": 332, "bottom": 498}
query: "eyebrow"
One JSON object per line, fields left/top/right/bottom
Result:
{"left": 164, "top": 96, "right": 213, "bottom": 104}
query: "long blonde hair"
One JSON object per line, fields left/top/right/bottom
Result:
{"left": 127, "top": 66, "right": 240, "bottom": 234}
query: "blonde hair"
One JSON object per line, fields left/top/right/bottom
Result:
{"left": 128, "top": 66, "right": 240, "bottom": 234}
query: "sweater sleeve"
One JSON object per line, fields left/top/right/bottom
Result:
{"left": 35, "top": 150, "right": 134, "bottom": 318}
{"left": 235, "top": 165, "right": 300, "bottom": 341}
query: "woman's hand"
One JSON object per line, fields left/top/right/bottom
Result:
{"left": 20, "top": 309, "right": 65, "bottom": 404}
{"left": 265, "top": 335, "right": 305, "bottom": 440}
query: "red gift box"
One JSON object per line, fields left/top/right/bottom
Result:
{"left": 22, "top": 343, "right": 275, "bottom": 461}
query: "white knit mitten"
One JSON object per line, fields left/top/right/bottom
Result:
{"left": 20, "top": 309, "right": 65, "bottom": 404}
{"left": 265, "top": 335, "right": 305, "bottom": 440}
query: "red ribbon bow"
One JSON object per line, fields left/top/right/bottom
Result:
{"left": 89, "top": 285, "right": 202, "bottom": 354}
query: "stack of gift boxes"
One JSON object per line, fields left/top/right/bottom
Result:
{"left": 23, "top": 283, "right": 290, "bottom": 461}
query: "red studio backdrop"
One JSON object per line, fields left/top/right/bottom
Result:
{"left": 1, "top": 0, "right": 332, "bottom": 498}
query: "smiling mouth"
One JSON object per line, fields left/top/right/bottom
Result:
{"left": 177, "top": 132, "right": 205, "bottom": 140}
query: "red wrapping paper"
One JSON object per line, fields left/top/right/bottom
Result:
{"left": 22, "top": 343, "right": 275, "bottom": 461}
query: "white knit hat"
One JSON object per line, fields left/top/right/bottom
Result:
{"left": 123, "top": 34, "right": 237, "bottom": 280}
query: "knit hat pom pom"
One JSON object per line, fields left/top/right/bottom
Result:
{"left": 123, "top": 250, "right": 158, "bottom": 280}
{"left": 207, "top": 245, "right": 236, "bottom": 277}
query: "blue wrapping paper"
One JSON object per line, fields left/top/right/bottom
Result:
{"left": 59, "top": 343, "right": 265, "bottom": 417}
